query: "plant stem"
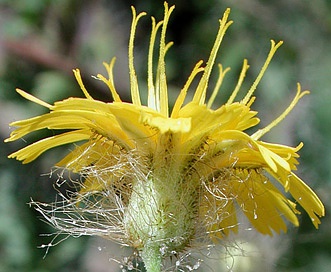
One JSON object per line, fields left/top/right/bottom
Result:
{"left": 141, "top": 245, "right": 162, "bottom": 272}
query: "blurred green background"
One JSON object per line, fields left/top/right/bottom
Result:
{"left": 1, "top": 0, "right": 330, "bottom": 271}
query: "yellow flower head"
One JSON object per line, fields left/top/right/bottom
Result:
{"left": 6, "top": 2, "right": 324, "bottom": 271}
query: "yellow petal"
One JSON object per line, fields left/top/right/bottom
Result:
{"left": 257, "top": 144, "right": 290, "bottom": 172}
{"left": 229, "top": 169, "right": 299, "bottom": 235}
{"left": 288, "top": 173, "right": 325, "bottom": 228}
{"left": 108, "top": 103, "right": 157, "bottom": 149}
{"left": 8, "top": 130, "right": 91, "bottom": 164}
{"left": 140, "top": 112, "right": 191, "bottom": 134}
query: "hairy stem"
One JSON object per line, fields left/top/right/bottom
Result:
{"left": 141, "top": 245, "right": 162, "bottom": 272}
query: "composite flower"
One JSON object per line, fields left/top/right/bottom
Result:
{"left": 6, "top": 2, "right": 324, "bottom": 272}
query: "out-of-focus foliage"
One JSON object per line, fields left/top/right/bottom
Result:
{"left": 1, "top": 0, "right": 330, "bottom": 271}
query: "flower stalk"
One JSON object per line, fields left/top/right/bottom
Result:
{"left": 141, "top": 245, "right": 162, "bottom": 272}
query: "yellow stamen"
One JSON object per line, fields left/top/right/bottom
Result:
{"left": 156, "top": 2, "right": 175, "bottom": 116}
{"left": 73, "top": 69, "right": 93, "bottom": 100}
{"left": 193, "top": 8, "right": 232, "bottom": 105}
{"left": 154, "top": 41, "right": 174, "bottom": 113}
{"left": 227, "top": 59, "right": 250, "bottom": 104}
{"left": 15, "top": 88, "right": 52, "bottom": 108}
{"left": 171, "top": 60, "right": 204, "bottom": 118}
{"left": 147, "top": 17, "right": 163, "bottom": 110}
{"left": 242, "top": 40, "right": 283, "bottom": 105}
{"left": 96, "top": 58, "right": 122, "bottom": 102}
{"left": 252, "top": 83, "right": 310, "bottom": 140}
{"left": 129, "top": 6, "right": 146, "bottom": 106}
{"left": 207, "top": 64, "right": 231, "bottom": 108}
